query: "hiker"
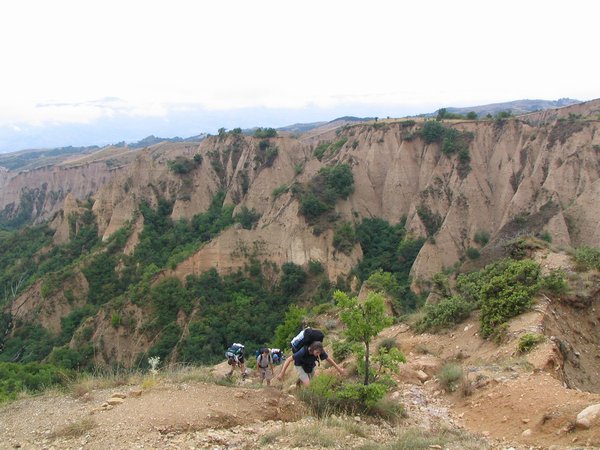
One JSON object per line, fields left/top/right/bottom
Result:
{"left": 271, "top": 348, "right": 285, "bottom": 365}
{"left": 276, "top": 327, "right": 324, "bottom": 378}
{"left": 225, "top": 342, "right": 247, "bottom": 378}
{"left": 256, "top": 347, "right": 274, "bottom": 386}
{"left": 277, "top": 341, "right": 343, "bottom": 386}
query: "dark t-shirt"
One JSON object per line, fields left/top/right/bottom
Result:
{"left": 293, "top": 346, "right": 328, "bottom": 373}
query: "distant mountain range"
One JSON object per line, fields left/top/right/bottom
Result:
{"left": 426, "top": 98, "right": 581, "bottom": 118}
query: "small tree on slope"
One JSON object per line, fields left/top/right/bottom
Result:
{"left": 334, "top": 290, "right": 392, "bottom": 385}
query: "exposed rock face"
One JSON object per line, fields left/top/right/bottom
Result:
{"left": 5, "top": 101, "right": 600, "bottom": 284}
{"left": 0, "top": 161, "right": 123, "bottom": 224}
{"left": 4, "top": 99, "right": 600, "bottom": 368}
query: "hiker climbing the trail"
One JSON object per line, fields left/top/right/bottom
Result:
{"left": 256, "top": 347, "right": 274, "bottom": 386}
{"left": 270, "top": 348, "right": 285, "bottom": 365}
{"left": 276, "top": 327, "right": 344, "bottom": 386}
{"left": 225, "top": 342, "right": 247, "bottom": 378}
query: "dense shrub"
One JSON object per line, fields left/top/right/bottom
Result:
{"left": 416, "top": 204, "right": 443, "bottom": 237}
{"left": 332, "top": 222, "right": 356, "bottom": 254}
{"left": 474, "top": 230, "right": 490, "bottom": 246}
{"left": 438, "top": 363, "right": 464, "bottom": 392}
{"left": 272, "top": 305, "right": 307, "bottom": 350}
{"left": 540, "top": 269, "right": 569, "bottom": 294}
{"left": 517, "top": 333, "right": 545, "bottom": 353}
{"left": 416, "top": 295, "right": 473, "bottom": 332}
{"left": 314, "top": 142, "right": 330, "bottom": 161}
{"left": 465, "top": 247, "right": 481, "bottom": 260}
{"left": 234, "top": 206, "right": 261, "bottom": 230}
{"left": 479, "top": 259, "right": 541, "bottom": 338}
{"left": 167, "top": 156, "right": 199, "bottom": 174}
{"left": 298, "top": 164, "right": 354, "bottom": 222}
{"left": 420, "top": 121, "right": 446, "bottom": 144}
{"left": 0, "top": 362, "right": 73, "bottom": 403}
{"left": 254, "top": 127, "right": 278, "bottom": 138}
{"left": 575, "top": 246, "right": 600, "bottom": 270}
{"left": 299, "top": 374, "right": 402, "bottom": 420}
{"left": 279, "top": 262, "right": 307, "bottom": 295}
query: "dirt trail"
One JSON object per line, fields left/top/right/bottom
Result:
{"left": 0, "top": 379, "right": 302, "bottom": 450}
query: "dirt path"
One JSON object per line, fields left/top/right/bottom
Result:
{"left": 0, "top": 380, "right": 302, "bottom": 450}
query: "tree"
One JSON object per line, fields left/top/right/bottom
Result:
{"left": 334, "top": 290, "right": 392, "bottom": 385}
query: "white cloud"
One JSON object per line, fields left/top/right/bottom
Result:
{"left": 0, "top": 0, "right": 598, "bottom": 128}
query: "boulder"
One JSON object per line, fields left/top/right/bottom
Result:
{"left": 576, "top": 403, "right": 600, "bottom": 429}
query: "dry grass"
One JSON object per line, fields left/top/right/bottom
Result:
{"left": 50, "top": 417, "right": 97, "bottom": 439}
{"left": 260, "top": 416, "right": 372, "bottom": 447}
{"left": 356, "top": 427, "right": 489, "bottom": 450}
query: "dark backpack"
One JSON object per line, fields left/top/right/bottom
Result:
{"left": 225, "top": 343, "right": 244, "bottom": 359}
{"left": 291, "top": 328, "right": 325, "bottom": 353}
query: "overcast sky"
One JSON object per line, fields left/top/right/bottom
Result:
{"left": 0, "top": 0, "right": 598, "bottom": 151}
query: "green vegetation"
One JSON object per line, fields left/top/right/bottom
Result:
{"left": 298, "top": 373, "right": 405, "bottom": 421}
{"left": 517, "top": 333, "right": 544, "bottom": 353}
{"left": 167, "top": 155, "right": 201, "bottom": 174}
{"left": 416, "top": 204, "right": 443, "bottom": 237}
{"left": 255, "top": 139, "right": 279, "bottom": 167}
{"left": 234, "top": 206, "right": 261, "bottom": 230}
{"left": 313, "top": 137, "right": 349, "bottom": 161}
{"left": 0, "top": 362, "right": 73, "bottom": 403}
{"left": 473, "top": 230, "right": 490, "bottom": 246}
{"left": 332, "top": 222, "right": 356, "bottom": 254}
{"left": 335, "top": 290, "right": 393, "bottom": 385}
{"left": 355, "top": 218, "right": 424, "bottom": 313}
{"left": 416, "top": 295, "right": 473, "bottom": 332}
{"left": 253, "top": 127, "right": 278, "bottom": 138}
{"left": 298, "top": 164, "right": 355, "bottom": 222}
{"left": 438, "top": 363, "right": 464, "bottom": 392}
{"left": 271, "top": 184, "right": 289, "bottom": 199}
{"left": 419, "top": 121, "right": 473, "bottom": 177}
{"left": 575, "top": 246, "right": 600, "bottom": 270}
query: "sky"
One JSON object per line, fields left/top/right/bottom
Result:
{"left": 0, "top": 0, "right": 599, "bottom": 152}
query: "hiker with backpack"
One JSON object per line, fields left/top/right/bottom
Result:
{"left": 276, "top": 341, "right": 344, "bottom": 386}
{"left": 276, "top": 328, "right": 344, "bottom": 386}
{"left": 256, "top": 347, "right": 274, "bottom": 386}
{"left": 225, "top": 343, "right": 247, "bottom": 379}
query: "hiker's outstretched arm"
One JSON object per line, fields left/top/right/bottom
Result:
{"left": 327, "top": 356, "right": 345, "bottom": 376}
{"left": 277, "top": 355, "right": 293, "bottom": 379}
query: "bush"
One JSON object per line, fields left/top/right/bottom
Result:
{"left": 332, "top": 340, "right": 354, "bottom": 361}
{"left": 279, "top": 262, "right": 307, "bottom": 295}
{"left": 465, "top": 247, "right": 480, "bottom": 260}
{"left": 420, "top": 121, "right": 446, "bottom": 144}
{"left": 332, "top": 222, "right": 356, "bottom": 254}
{"left": 575, "top": 246, "right": 600, "bottom": 270}
{"left": 518, "top": 333, "right": 545, "bottom": 353}
{"left": 273, "top": 305, "right": 307, "bottom": 349}
{"left": 167, "top": 157, "right": 199, "bottom": 174}
{"left": 254, "top": 127, "right": 277, "bottom": 138}
{"left": 314, "top": 142, "right": 330, "bottom": 161}
{"left": 0, "top": 362, "right": 73, "bottom": 403}
{"left": 541, "top": 269, "right": 568, "bottom": 294}
{"left": 272, "top": 184, "right": 289, "bottom": 199}
{"left": 438, "top": 363, "right": 464, "bottom": 392}
{"left": 474, "top": 230, "right": 490, "bottom": 246}
{"left": 308, "top": 259, "right": 324, "bottom": 275}
{"left": 299, "top": 374, "right": 400, "bottom": 419}
{"left": 416, "top": 295, "right": 472, "bottom": 332}
{"left": 479, "top": 259, "right": 541, "bottom": 338}
{"left": 234, "top": 206, "right": 261, "bottom": 230}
